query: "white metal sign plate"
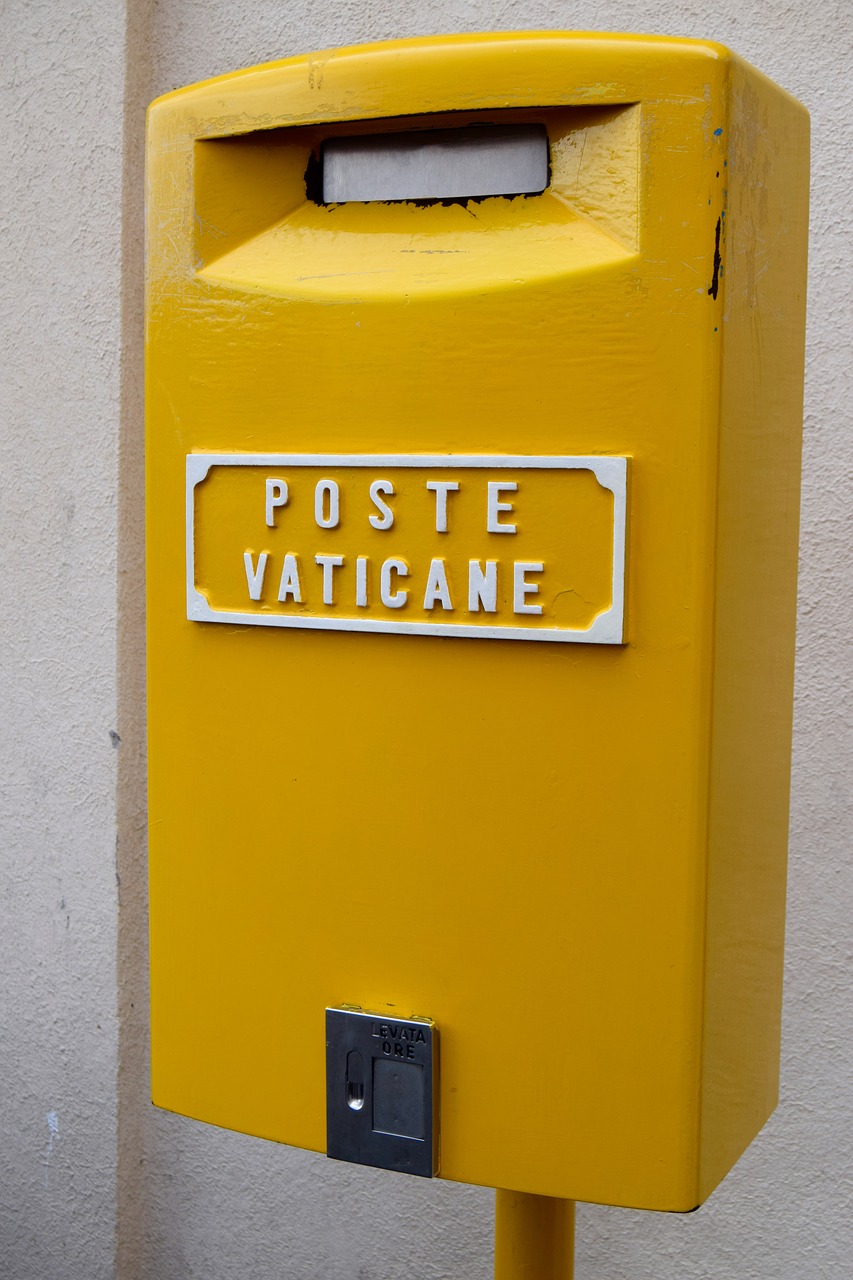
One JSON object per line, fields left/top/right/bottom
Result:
{"left": 186, "top": 453, "right": 628, "bottom": 644}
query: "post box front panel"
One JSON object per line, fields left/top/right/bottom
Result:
{"left": 146, "top": 34, "right": 805, "bottom": 1210}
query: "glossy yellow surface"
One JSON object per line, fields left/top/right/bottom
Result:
{"left": 146, "top": 33, "right": 808, "bottom": 1210}
{"left": 494, "top": 1192, "right": 575, "bottom": 1280}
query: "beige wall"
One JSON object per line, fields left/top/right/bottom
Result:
{"left": 0, "top": 3, "right": 126, "bottom": 1277}
{"left": 1, "top": 2, "right": 850, "bottom": 1277}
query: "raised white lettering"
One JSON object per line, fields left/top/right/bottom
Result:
{"left": 315, "top": 554, "right": 344, "bottom": 604}
{"left": 265, "top": 478, "right": 288, "bottom": 527}
{"left": 315, "top": 479, "right": 340, "bottom": 529}
{"left": 513, "top": 561, "right": 543, "bottom": 614}
{"left": 468, "top": 560, "right": 498, "bottom": 612}
{"left": 423, "top": 558, "right": 453, "bottom": 611}
{"left": 368, "top": 480, "right": 395, "bottom": 530}
{"left": 487, "top": 481, "right": 517, "bottom": 534}
{"left": 243, "top": 551, "right": 268, "bottom": 601}
{"left": 380, "top": 558, "right": 409, "bottom": 609}
{"left": 277, "top": 553, "right": 302, "bottom": 602}
{"left": 426, "top": 480, "right": 460, "bottom": 533}
{"left": 356, "top": 556, "right": 368, "bottom": 607}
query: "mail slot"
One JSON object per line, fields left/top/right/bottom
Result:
{"left": 145, "top": 33, "right": 809, "bottom": 1211}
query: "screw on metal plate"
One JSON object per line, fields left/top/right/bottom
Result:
{"left": 325, "top": 1007, "right": 438, "bottom": 1177}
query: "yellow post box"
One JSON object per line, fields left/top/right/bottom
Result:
{"left": 145, "top": 32, "right": 808, "bottom": 1212}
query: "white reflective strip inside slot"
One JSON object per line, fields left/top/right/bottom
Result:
{"left": 321, "top": 124, "right": 549, "bottom": 203}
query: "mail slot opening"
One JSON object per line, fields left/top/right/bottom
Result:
{"left": 320, "top": 123, "right": 549, "bottom": 204}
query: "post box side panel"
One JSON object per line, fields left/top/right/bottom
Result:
{"left": 146, "top": 36, "right": 729, "bottom": 1211}
{"left": 700, "top": 59, "right": 809, "bottom": 1198}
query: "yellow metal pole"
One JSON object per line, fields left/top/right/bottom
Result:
{"left": 494, "top": 1190, "right": 575, "bottom": 1280}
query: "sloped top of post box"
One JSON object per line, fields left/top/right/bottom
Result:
{"left": 148, "top": 31, "right": 747, "bottom": 137}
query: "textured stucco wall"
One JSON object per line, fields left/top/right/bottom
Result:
{"left": 0, "top": 3, "right": 126, "bottom": 1278}
{"left": 2, "top": 1, "right": 850, "bottom": 1278}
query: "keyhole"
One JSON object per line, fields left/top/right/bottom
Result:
{"left": 346, "top": 1050, "right": 365, "bottom": 1110}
